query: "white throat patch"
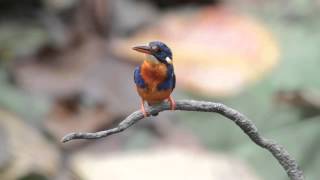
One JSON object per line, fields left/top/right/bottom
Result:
{"left": 145, "top": 54, "right": 160, "bottom": 64}
{"left": 166, "top": 57, "right": 172, "bottom": 64}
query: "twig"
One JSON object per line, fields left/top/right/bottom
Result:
{"left": 61, "top": 100, "right": 304, "bottom": 180}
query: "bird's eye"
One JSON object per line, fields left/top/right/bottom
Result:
{"left": 151, "top": 46, "right": 160, "bottom": 52}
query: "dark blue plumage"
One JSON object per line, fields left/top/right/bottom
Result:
{"left": 149, "top": 41, "right": 172, "bottom": 64}
{"left": 134, "top": 66, "right": 146, "bottom": 88}
{"left": 157, "top": 65, "right": 175, "bottom": 90}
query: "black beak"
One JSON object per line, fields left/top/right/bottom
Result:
{"left": 132, "top": 45, "right": 152, "bottom": 55}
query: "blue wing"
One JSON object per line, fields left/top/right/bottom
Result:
{"left": 158, "top": 65, "right": 175, "bottom": 91}
{"left": 134, "top": 66, "right": 146, "bottom": 88}
{"left": 173, "top": 73, "right": 176, "bottom": 89}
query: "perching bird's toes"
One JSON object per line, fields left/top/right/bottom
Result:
{"left": 168, "top": 96, "right": 176, "bottom": 111}
{"left": 140, "top": 102, "right": 148, "bottom": 118}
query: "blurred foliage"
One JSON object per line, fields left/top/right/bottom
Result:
{"left": 176, "top": 2, "right": 320, "bottom": 179}
{"left": 0, "top": 0, "right": 319, "bottom": 180}
{"left": 0, "top": 69, "right": 49, "bottom": 122}
{"left": 0, "top": 23, "right": 47, "bottom": 61}
{"left": 112, "top": 6, "right": 280, "bottom": 97}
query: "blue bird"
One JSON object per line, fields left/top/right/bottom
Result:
{"left": 132, "top": 41, "right": 176, "bottom": 117}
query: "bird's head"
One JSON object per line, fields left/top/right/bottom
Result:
{"left": 132, "top": 41, "right": 173, "bottom": 65}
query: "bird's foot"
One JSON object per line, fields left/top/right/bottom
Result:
{"left": 141, "top": 101, "right": 148, "bottom": 117}
{"left": 168, "top": 96, "right": 176, "bottom": 111}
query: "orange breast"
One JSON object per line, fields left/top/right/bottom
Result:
{"left": 141, "top": 61, "right": 167, "bottom": 85}
{"left": 138, "top": 61, "right": 172, "bottom": 104}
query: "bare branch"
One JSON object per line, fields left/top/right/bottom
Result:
{"left": 61, "top": 100, "right": 304, "bottom": 180}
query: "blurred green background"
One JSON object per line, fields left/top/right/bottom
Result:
{"left": 0, "top": 0, "right": 319, "bottom": 180}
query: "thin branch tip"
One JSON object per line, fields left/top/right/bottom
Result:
{"left": 61, "top": 133, "right": 76, "bottom": 143}
{"left": 61, "top": 99, "right": 304, "bottom": 180}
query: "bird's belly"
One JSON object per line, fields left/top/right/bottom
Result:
{"left": 137, "top": 86, "right": 172, "bottom": 104}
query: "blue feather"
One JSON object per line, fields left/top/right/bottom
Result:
{"left": 158, "top": 65, "right": 175, "bottom": 90}
{"left": 149, "top": 41, "right": 173, "bottom": 64}
{"left": 134, "top": 66, "right": 146, "bottom": 88}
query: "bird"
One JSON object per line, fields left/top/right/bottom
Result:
{"left": 132, "top": 41, "right": 176, "bottom": 117}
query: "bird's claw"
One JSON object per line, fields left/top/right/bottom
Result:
{"left": 141, "top": 109, "right": 148, "bottom": 117}
{"left": 141, "top": 101, "right": 148, "bottom": 118}
{"left": 168, "top": 96, "right": 176, "bottom": 111}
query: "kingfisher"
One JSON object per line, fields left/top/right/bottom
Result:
{"left": 132, "top": 41, "right": 176, "bottom": 117}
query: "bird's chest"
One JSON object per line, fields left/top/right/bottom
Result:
{"left": 141, "top": 62, "right": 167, "bottom": 91}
